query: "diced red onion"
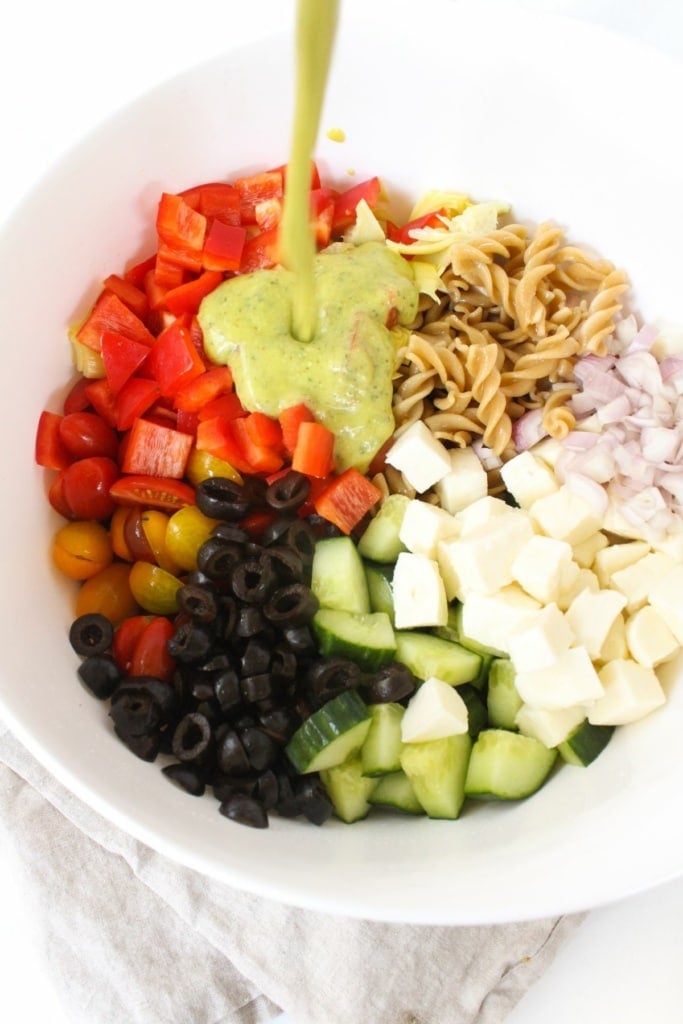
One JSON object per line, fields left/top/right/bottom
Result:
{"left": 512, "top": 408, "right": 547, "bottom": 452}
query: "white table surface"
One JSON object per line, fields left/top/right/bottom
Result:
{"left": 2, "top": 1, "right": 683, "bottom": 1021}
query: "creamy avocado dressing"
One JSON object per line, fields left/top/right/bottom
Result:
{"left": 199, "top": 242, "right": 418, "bottom": 471}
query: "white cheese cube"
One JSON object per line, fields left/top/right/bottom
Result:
{"left": 529, "top": 485, "right": 603, "bottom": 545}
{"left": 529, "top": 436, "right": 564, "bottom": 470}
{"left": 625, "top": 605, "right": 679, "bottom": 668}
{"left": 565, "top": 588, "right": 627, "bottom": 659}
{"left": 648, "top": 565, "right": 683, "bottom": 644}
{"left": 515, "top": 704, "right": 586, "bottom": 748}
{"left": 436, "top": 511, "right": 534, "bottom": 599}
{"left": 572, "top": 531, "right": 609, "bottom": 569}
{"left": 392, "top": 552, "right": 447, "bottom": 629}
{"left": 398, "top": 499, "right": 459, "bottom": 558}
{"left": 511, "top": 534, "right": 577, "bottom": 604}
{"left": 508, "top": 603, "right": 574, "bottom": 672}
{"left": 454, "top": 495, "right": 511, "bottom": 536}
{"left": 652, "top": 529, "right": 683, "bottom": 565}
{"left": 433, "top": 446, "right": 488, "bottom": 514}
{"left": 610, "top": 551, "right": 677, "bottom": 613}
{"left": 460, "top": 586, "right": 541, "bottom": 656}
{"left": 598, "top": 613, "right": 628, "bottom": 662}
{"left": 401, "top": 677, "right": 469, "bottom": 743}
{"left": 500, "top": 451, "right": 559, "bottom": 508}
{"left": 589, "top": 659, "right": 666, "bottom": 725}
{"left": 593, "top": 540, "right": 651, "bottom": 588}
{"left": 385, "top": 421, "right": 452, "bottom": 493}
{"left": 556, "top": 567, "right": 599, "bottom": 611}
{"left": 515, "top": 646, "right": 604, "bottom": 710}
{"left": 601, "top": 503, "right": 650, "bottom": 542}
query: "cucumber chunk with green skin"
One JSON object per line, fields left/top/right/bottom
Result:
{"left": 285, "top": 690, "right": 372, "bottom": 773}
{"left": 558, "top": 720, "right": 615, "bottom": 766}
{"left": 487, "top": 658, "right": 523, "bottom": 730}
{"left": 357, "top": 493, "right": 410, "bottom": 563}
{"left": 465, "top": 728, "right": 556, "bottom": 800}
{"left": 394, "top": 631, "right": 482, "bottom": 686}
{"left": 364, "top": 562, "right": 395, "bottom": 622}
{"left": 457, "top": 684, "right": 489, "bottom": 739}
{"left": 361, "top": 702, "right": 405, "bottom": 776}
{"left": 320, "top": 754, "right": 377, "bottom": 822}
{"left": 400, "top": 734, "right": 472, "bottom": 819}
{"left": 311, "top": 536, "right": 370, "bottom": 614}
{"left": 313, "top": 609, "right": 396, "bottom": 671}
{"left": 369, "top": 770, "right": 424, "bottom": 814}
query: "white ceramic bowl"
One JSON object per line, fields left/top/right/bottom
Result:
{"left": 2, "top": 0, "right": 683, "bottom": 925}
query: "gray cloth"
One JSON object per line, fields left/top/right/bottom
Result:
{"left": 0, "top": 724, "right": 584, "bottom": 1024}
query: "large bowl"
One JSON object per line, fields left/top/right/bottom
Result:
{"left": 2, "top": 0, "right": 683, "bottom": 925}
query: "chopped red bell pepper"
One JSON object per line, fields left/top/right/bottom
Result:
{"left": 390, "top": 209, "right": 447, "bottom": 245}
{"left": 103, "top": 274, "right": 149, "bottom": 320}
{"left": 243, "top": 411, "right": 283, "bottom": 451}
{"left": 240, "top": 227, "right": 280, "bottom": 273}
{"left": 156, "top": 193, "right": 207, "bottom": 270}
{"left": 278, "top": 403, "right": 316, "bottom": 455}
{"left": 123, "top": 254, "right": 156, "bottom": 289}
{"left": 35, "top": 411, "right": 72, "bottom": 471}
{"left": 310, "top": 188, "right": 335, "bottom": 247}
{"left": 291, "top": 420, "right": 335, "bottom": 478}
{"left": 231, "top": 416, "right": 284, "bottom": 474}
{"left": 196, "top": 183, "right": 242, "bottom": 225}
{"left": 331, "top": 177, "right": 382, "bottom": 235}
{"left": 163, "top": 269, "right": 223, "bottom": 317}
{"left": 147, "top": 320, "right": 206, "bottom": 398}
{"left": 76, "top": 290, "right": 156, "bottom": 353}
{"left": 100, "top": 330, "right": 150, "bottom": 395}
{"left": 196, "top": 392, "right": 245, "bottom": 422}
{"left": 84, "top": 378, "right": 119, "bottom": 428}
{"left": 254, "top": 197, "right": 283, "bottom": 231}
{"left": 172, "top": 365, "right": 234, "bottom": 412}
{"left": 196, "top": 416, "right": 253, "bottom": 474}
{"left": 115, "top": 377, "right": 160, "bottom": 431}
{"left": 313, "top": 468, "right": 382, "bottom": 534}
{"left": 234, "top": 169, "right": 284, "bottom": 224}
{"left": 202, "top": 221, "right": 247, "bottom": 273}
{"left": 121, "top": 417, "right": 193, "bottom": 479}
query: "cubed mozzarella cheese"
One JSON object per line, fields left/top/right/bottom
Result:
{"left": 572, "top": 531, "right": 609, "bottom": 569}
{"left": 436, "top": 511, "right": 534, "bottom": 599}
{"left": 454, "top": 495, "right": 511, "bottom": 535}
{"left": 511, "top": 534, "right": 577, "bottom": 604}
{"left": 507, "top": 603, "right": 574, "bottom": 672}
{"left": 529, "top": 436, "right": 564, "bottom": 470}
{"left": 500, "top": 451, "right": 559, "bottom": 508}
{"left": 514, "top": 645, "right": 604, "bottom": 710}
{"left": 652, "top": 529, "right": 683, "bottom": 564}
{"left": 610, "top": 551, "right": 677, "bottom": 613}
{"left": 556, "top": 567, "right": 599, "bottom": 611}
{"left": 565, "top": 588, "right": 627, "bottom": 659}
{"left": 598, "top": 613, "right": 628, "bottom": 661}
{"left": 459, "top": 586, "right": 541, "bottom": 656}
{"left": 593, "top": 540, "right": 651, "bottom": 588}
{"left": 648, "top": 565, "right": 683, "bottom": 644}
{"left": 529, "top": 485, "right": 603, "bottom": 545}
{"left": 434, "top": 446, "right": 488, "bottom": 514}
{"left": 392, "top": 552, "right": 447, "bottom": 629}
{"left": 384, "top": 421, "right": 452, "bottom": 493}
{"left": 515, "top": 704, "right": 586, "bottom": 748}
{"left": 398, "top": 499, "right": 459, "bottom": 558}
{"left": 401, "top": 676, "right": 469, "bottom": 742}
{"left": 588, "top": 659, "right": 666, "bottom": 725}
{"left": 625, "top": 605, "right": 679, "bottom": 668}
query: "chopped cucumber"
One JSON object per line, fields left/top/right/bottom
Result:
{"left": 320, "top": 754, "right": 377, "bottom": 822}
{"left": 311, "top": 536, "right": 370, "bottom": 614}
{"left": 457, "top": 684, "right": 489, "bottom": 739}
{"left": 400, "top": 734, "right": 472, "bottom": 819}
{"left": 558, "top": 720, "right": 615, "bottom": 766}
{"left": 313, "top": 608, "right": 396, "bottom": 671}
{"left": 364, "top": 561, "right": 395, "bottom": 622}
{"left": 465, "top": 728, "right": 556, "bottom": 800}
{"left": 369, "top": 770, "right": 424, "bottom": 815}
{"left": 285, "top": 690, "right": 372, "bottom": 774}
{"left": 487, "top": 658, "right": 523, "bottom": 730}
{"left": 357, "top": 493, "right": 410, "bottom": 563}
{"left": 394, "top": 630, "right": 482, "bottom": 686}
{"left": 361, "top": 702, "right": 405, "bottom": 776}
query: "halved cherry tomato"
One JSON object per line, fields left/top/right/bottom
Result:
{"left": 35, "top": 411, "right": 72, "bottom": 471}
{"left": 84, "top": 378, "right": 119, "bottom": 429}
{"left": 109, "top": 474, "right": 195, "bottom": 511}
{"left": 62, "top": 376, "right": 93, "bottom": 416}
{"left": 51, "top": 520, "right": 113, "bottom": 580}
{"left": 61, "top": 456, "right": 120, "bottom": 521}
{"left": 112, "top": 614, "right": 153, "bottom": 674}
{"left": 130, "top": 615, "right": 175, "bottom": 681}
{"left": 58, "top": 411, "right": 119, "bottom": 461}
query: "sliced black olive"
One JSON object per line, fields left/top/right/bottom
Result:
{"left": 260, "top": 515, "right": 296, "bottom": 547}
{"left": 196, "top": 477, "right": 252, "bottom": 521}
{"left": 113, "top": 676, "right": 178, "bottom": 723}
{"left": 282, "top": 623, "right": 317, "bottom": 653}
{"left": 211, "top": 772, "right": 258, "bottom": 802}
{"left": 240, "top": 727, "right": 277, "bottom": 771}
{"left": 167, "top": 621, "right": 214, "bottom": 665}
{"left": 255, "top": 769, "right": 279, "bottom": 810}
{"left": 264, "top": 583, "right": 319, "bottom": 627}
{"left": 231, "top": 557, "right": 277, "bottom": 603}
{"left": 284, "top": 520, "right": 317, "bottom": 568}
{"left": 77, "top": 653, "right": 121, "bottom": 699}
{"left": 116, "top": 730, "right": 161, "bottom": 762}
{"left": 265, "top": 544, "right": 305, "bottom": 583}
{"left": 215, "top": 729, "right": 250, "bottom": 775}
{"left": 274, "top": 773, "right": 300, "bottom": 817}
{"left": 214, "top": 668, "right": 242, "bottom": 712}
{"left": 363, "top": 662, "right": 418, "bottom": 704}
{"left": 234, "top": 604, "right": 267, "bottom": 638}
{"left": 295, "top": 776, "right": 334, "bottom": 825}
{"left": 109, "top": 691, "right": 162, "bottom": 738}
{"left": 69, "top": 613, "right": 114, "bottom": 657}
{"left": 162, "top": 763, "right": 206, "bottom": 796}
{"left": 269, "top": 643, "right": 297, "bottom": 682}
{"left": 211, "top": 522, "right": 249, "bottom": 545}
{"left": 219, "top": 793, "right": 268, "bottom": 828}
{"left": 259, "top": 706, "right": 301, "bottom": 743}
{"left": 307, "top": 658, "right": 361, "bottom": 704}
{"left": 265, "top": 470, "right": 311, "bottom": 511}
{"left": 197, "top": 537, "right": 243, "bottom": 581}
{"left": 240, "top": 673, "right": 273, "bottom": 704}
{"left": 176, "top": 584, "right": 218, "bottom": 623}
{"left": 240, "top": 638, "right": 272, "bottom": 677}
{"left": 172, "top": 712, "right": 213, "bottom": 763}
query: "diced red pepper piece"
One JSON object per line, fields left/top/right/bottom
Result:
{"left": 153, "top": 248, "right": 187, "bottom": 288}
{"left": 231, "top": 416, "right": 284, "bottom": 474}
{"left": 84, "top": 378, "right": 119, "bottom": 428}
{"left": 234, "top": 170, "right": 284, "bottom": 224}
{"left": 269, "top": 161, "right": 321, "bottom": 190}
{"left": 196, "top": 416, "right": 253, "bottom": 474}
{"left": 115, "top": 377, "right": 160, "bottom": 431}
{"left": 240, "top": 227, "right": 280, "bottom": 273}
{"left": 291, "top": 420, "right": 335, "bottom": 478}
{"left": 254, "top": 197, "right": 283, "bottom": 231}
{"left": 163, "top": 269, "right": 223, "bottom": 317}
{"left": 278, "top": 403, "right": 315, "bottom": 455}
{"left": 123, "top": 254, "right": 156, "bottom": 289}
{"left": 156, "top": 193, "right": 207, "bottom": 270}
{"left": 147, "top": 320, "right": 206, "bottom": 398}
{"left": 103, "top": 274, "right": 149, "bottom": 320}
{"left": 100, "top": 330, "right": 151, "bottom": 395}
{"left": 76, "top": 290, "right": 156, "bottom": 353}
{"left": 172, "top": 365, "right": 234, "bottom": 412}
{"left": 391, "top": 209, "right": 447, "bottom": 245}
{"left": 121, "top": 417, "right": 193, "bottom": 479}
{"left": 109, "top": 474, "right": 195, "bottom": 511}
{"left": 243, "top": 411, "right": 283, "bottom": 451}
{"left": 35, "top": 411, "right": 72, "bottom": 470}
{"left": 331, "top": 177, "right": 382, "bottom": 235}
{"left": 313, "top": 468, "right": 382, "bottom": 534}
{"left": 175, "top": 408, "right": 200, "bottom": 435}
{"left": 202, "top": 221, "right": 247, "bottom": 272}
{"left": 196, "top": 183, "right": 242, "bottom": 225}
{"left": 196, "top": 392, "right": 245, "bottom": 422}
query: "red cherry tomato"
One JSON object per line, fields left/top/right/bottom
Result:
{"left": 130, "top": 616, "right": 175, "bottom": 680}
{"left": 112, "top": 614, "right": 152, "bottom": 675}
{"left": 58, "top": 412, "right": 119, "bottom": 460}
{"left": 61, "top": 456, "right": 120, "bottom": 520}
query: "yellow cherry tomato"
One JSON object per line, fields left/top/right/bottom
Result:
{"left": 165, "top": 505, "right": 221, "bottom": 571}
{"left": 51, "top": 520, "right": 114, "bottom": 580}
{"left": 75, "top": 562, "right": 139, "bottom": 623}
{"left": 185, "top": 447, "right": 242, "bottom": 487}
{"left": 140, "top": 509, "right": 180, "bottom": 573}
{"left": 128, "top": 561, "right": 183, "bottom": 615}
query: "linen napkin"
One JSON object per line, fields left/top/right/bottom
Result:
{"left": 0, "top": 722, "right": 583, "bottom": 1024}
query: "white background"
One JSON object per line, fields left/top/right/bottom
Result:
{"left": 1, "top": 1, "right": 683, "bottom": 1022}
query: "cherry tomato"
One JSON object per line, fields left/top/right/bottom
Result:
{"left": 48, "top": 471, "right": 76, "bottom": 519}
{"left": 128, "top": 561, "right": 182, "bottom": 615}
{"left": 130, "top": 616, "right": 175, "bottom": 680}
{"left": 51, "top": 520, "right": 113, "bottom": 580}
{"left": 112, "top": 614, "right": 153, "bottom": 674}
{"left": 109, "top": 505, "right": 135, "bottom": 561}
{"left": 61, "top": 456, "right": 120, "bottom": 520}
{"left": 75, "top": 562, "right": 139, "bottom": 623}
{"left": 109, "top": 474, "right": 195, "bottom": 512}
{"left": 58, "top": 411, "right": 119, "bottom": 460}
